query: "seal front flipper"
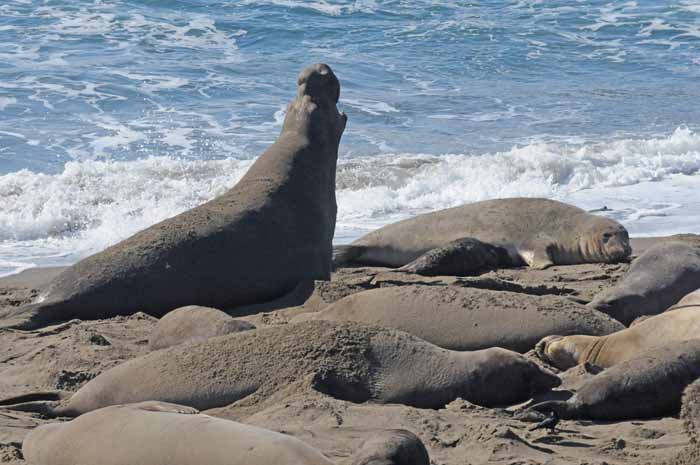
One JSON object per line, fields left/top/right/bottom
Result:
{"left": 518, "top": 234, "right": 557, "bottom": 269}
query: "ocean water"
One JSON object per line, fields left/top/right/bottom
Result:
{"left": 1, "top": 1, "right": 700, "bottom": 276}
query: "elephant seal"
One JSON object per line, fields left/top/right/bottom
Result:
{"left": 149, "top": 305, "right": 255, "bottom": 350}
{"left": 397, "top": 238, "right": 512, "bottom": 276}
{"left": 529, "top": 339, "right": 700, "bottom": 420}
{"left": 669, "top": 379, "right": 700, "bottom": 465}
{"left": 22, "top": 401, "right": 334, "bottom": 465}
{"left": 0, "top": 321, "right": 559, "bottom": 416}
{"left": 333, "top": 198, "right": 631, "bottom": 270}
{"left": 1, "top": 63, "right": 347, "bottom": 330}
{"left": 293, "top": 286, "right": 623, "bottom": 353}
{"left": 589, "top": 241, "right": 700, "bottom": 325}
{"left": 535, "top": 304, "right": 700, "bottom": 370}
{"left": 350, "top": 429, "right": 429, "bottom": 465}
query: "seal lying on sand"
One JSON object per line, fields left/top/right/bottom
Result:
{"left": 1, "top": 63, "right": 347, "bottom": 330}
{"left": 529, "top": 339, "right": 700, "bottom": 420}
{"left": 350, "top": 429, "right": 430, "bottom": 465}
{"left": 535, "top": 304, "right": 700, "bottom": 370}
{"left": 22, "top": 401, "right": 335, "bottom": 465}
{"left": 293, "top": 286, "right": 623, "bottom": 353}
{"left": 0, "top": 321, "right": 559, "bottom": 416}
{"left": 333, "top": 198, "right": 631, "bottom": 270}
{"left": 589, "top": 241, "right": 700, "bottom": 325}
{"left": 149, "top": 306, "right": 255, "bottom": 350}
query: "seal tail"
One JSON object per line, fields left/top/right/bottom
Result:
{"left": 528, "top": 400, "right": 576, "bottom": 420}
{"left": 0, "top": 390, "right": 73, "bottom": 418}
{"left": 332, "top": 245, "right": 368, "bottom": 268}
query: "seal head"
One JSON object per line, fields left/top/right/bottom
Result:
{"left": 579, "top": 218, "right": 631, "bottom": 263}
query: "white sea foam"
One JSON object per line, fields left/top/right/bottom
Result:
{"left": 2, "top": 128, "right": 699, "bottom": 276}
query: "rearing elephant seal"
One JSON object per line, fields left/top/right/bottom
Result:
{"left": 535, "top": 304, "right": 700, "bottom": 370}
{"left": 334, "top": 198, "right": 631, "bottom": 270}
{"left": 22, "top": 401, "right": 335, "bottom": 465}
{"left": 1, "top": 64, "right": 347, "bottom": 330}
{"left": 589, "top": 241, "right": 700, "bottom": 325}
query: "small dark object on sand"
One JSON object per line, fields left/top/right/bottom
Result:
{"left": 529, "top": 411, "right": 559, "bottom": 432}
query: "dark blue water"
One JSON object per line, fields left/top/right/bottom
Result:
{"left": 1, "top": 0, "right": 700, "bottom": 275}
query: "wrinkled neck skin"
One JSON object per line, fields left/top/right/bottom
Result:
{"left": 542, "top": 335, "right": 599, "bottom": 370}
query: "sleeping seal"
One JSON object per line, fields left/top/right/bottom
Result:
{"left": 149, "top": 305, "right": 255, "bottom": 350}
{"left": 589, "top": 241, "right": 700, "bottom": 325}
{"left": 293, "top": 285, "right": 623, "bottom": 353}
{"left": 22, "top": 401, "right": 334, "bottom": 465}
{"left": 0, "top": 321, "right": 559, "bottom": 416}
{"left": 530, "top": 339, "right": 700, "bottom": 420}
{"left": 1, "top": 63, "right": 346, "bottom": 330}
{"left": 675, "top": 288, "right": 700, "bottom": 307}
{"left": 334, "top": 198, "right": 631, "bottom": 270}
{"left": 535, "top": 304, "right": 700, "bottom": 370}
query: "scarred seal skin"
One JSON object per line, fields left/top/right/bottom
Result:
{"left": 333, "top": 198, "right": 631, "bottom": 270}
{"left": 1, "top": 64, "right": 347, "bottom": 330}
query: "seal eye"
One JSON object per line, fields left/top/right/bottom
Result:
{"left": 602, "top": 232, "right": 612, "bottom": 243}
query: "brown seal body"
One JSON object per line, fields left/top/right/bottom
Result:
{"left": 22, "top": 401, "right": 334, "bottom": 465}
{"left": 531, "top": 340, "right": 700, "bottom": 421}
{"left": 294, "top": 285, "right": 623, "bottom": 353}
{"left": 397, "top": 238, "right": 512, "bottom": 276}
{"left": 1, "top": 64, "right": 346, "bottom": 330}
{"left": 2, "top": 321, "right": 559, "bottom": 416}
{"left": 334, "top": 198, "right": 631, "bottom": 270}
{"left": 589, "top": 241, "right": 700, "bottom": 325}
{"left": 149, "top": 306, "right": 255, "bottom": 350}
{"left": 536, "top": 304, "right": 700, "bottom": 370}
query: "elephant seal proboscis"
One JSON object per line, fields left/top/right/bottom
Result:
{"left": 293, "top": 286, "right": 623, "bottom": 353}
{"left": 0, "top": 321, "right": 559, "bottom": 416}
{"left": 529, "top": 339, "right": 700, "bottom": 420}
{"left": 535, "top": 304, "right": 700, "bottom": 370}
{"left": 396, "top": 237, "right": 512, "bottom": 276}
{"left": 589, "top": 241, "right": 700, "bottom": 325}
{"left": 149, "top": 305, "right": 255, "bottom": 350}
{"left": 333, "top": 198, "right": 631, "bottom": 270}
{"left": 1, "top": 63, "right": 347, "bottom": 330}
{"left": 22, "top": 401, "right": 335, "bottom": 465}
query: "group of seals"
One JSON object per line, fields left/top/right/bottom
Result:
{"left": 294, "top": 285, "right": 623, "bottom": 353}
{"left": 1, "top": 63, "right": 347, "bottom": 330}
{"left": 1, "top": 321, "right": 560, "bottom": 416}
{"left": 530, "top": 339, "right": 700, "bottom": 421}
{"left": 536, "top": 303, "right": 700, "bottom": 370}
{"left": 589, "top": 241, "right": 700, "bottom": 325}
{"left": 334, "top": 198, "right": 631, "bottom": 270}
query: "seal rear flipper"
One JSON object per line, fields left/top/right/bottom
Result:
{"left": 0, "top": 302, "right": 57, "bottom": 330}
{"left": 0, "top": 390, "right": 73, "bottom": 418}
{"left": 332, "top": 245, "right": 368, "bottom": 268}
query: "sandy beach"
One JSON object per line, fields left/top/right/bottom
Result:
{"left": 1, "top": 236, "right": 697, "bottom": 465}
